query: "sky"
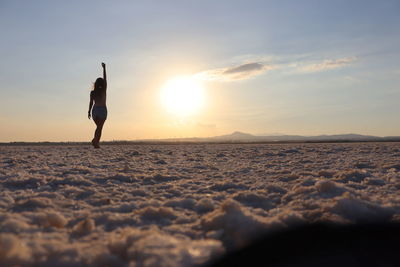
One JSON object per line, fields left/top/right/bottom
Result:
{"left": 0, "top": 0, "right": 399, "bottom": 142}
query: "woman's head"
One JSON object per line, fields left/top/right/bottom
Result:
{"left": 94, "top": 77, "right": 105, "bottom": 91}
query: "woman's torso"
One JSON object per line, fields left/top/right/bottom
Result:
{"left": 92, "top": 91, "right": 107, "bottom": 107}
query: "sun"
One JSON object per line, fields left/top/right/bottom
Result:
{"left": 160, "top": 76, "right": 205, "bottom": 116}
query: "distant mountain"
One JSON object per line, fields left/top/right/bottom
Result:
{"left": 2, "top": 132, "right": 399, "bottom": 146}
{"left": 307, "top": 134, "right": 377, "bottom": 141}
{"left": 212, "top": 131, "right": 257, "bottom": 140}
{"left": 153, "top": 132, "right": 399, "bottom": 143}
{"left": 201, "top": 132, "right": 400, "bottom": 142}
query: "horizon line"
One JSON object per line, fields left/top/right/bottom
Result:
{"left": 1, "top": 132, "right": 400, "bottom": 144}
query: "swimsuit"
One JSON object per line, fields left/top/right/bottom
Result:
{"left": 92, "top": 106, "right": 107, "bottom": 120}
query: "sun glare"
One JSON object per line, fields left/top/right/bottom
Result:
{"left": 160, "top": 76, "right": 205, "bottom": 116}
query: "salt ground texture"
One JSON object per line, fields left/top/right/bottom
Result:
{"left": 1, "top": 143, "right": 400, "bottom": 266}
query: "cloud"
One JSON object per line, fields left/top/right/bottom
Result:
{"left": 223, "top": 63, "right": 265, "bottom": 74}
{"left": 300, "top": 57, "right": 357, "bottom": 72}
{"left": 195, "top": 62, "right": 275, "bottom": 81}
{"left": 193, "top": 55, "right": 357, "bottom": 82}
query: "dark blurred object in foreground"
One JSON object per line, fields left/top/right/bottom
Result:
{"left": 209, "top": 223, "right": 400, "bottom": 267}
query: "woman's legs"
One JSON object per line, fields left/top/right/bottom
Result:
{"left": 93, "top": 118, "right": 106, "bottom": 148}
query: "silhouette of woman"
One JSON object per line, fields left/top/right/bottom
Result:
{"left": 88, "top": 62, "right": 107, "bottom": 148}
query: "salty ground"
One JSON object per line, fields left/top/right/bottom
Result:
{"left": 1, "top": 142, "right": 400, "bottom": 266}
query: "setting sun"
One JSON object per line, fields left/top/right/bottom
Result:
{"left": 160, "top": 76, "right": 205, "bottom": 116}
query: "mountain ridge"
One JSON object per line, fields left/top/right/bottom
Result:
{"left": 2, "top": 132, "right": 400, "bottom": 145}
{"left": 162, "top": 131, "right": 400, "bottom": 142}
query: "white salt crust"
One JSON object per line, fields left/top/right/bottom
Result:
{"left": 1, "top": 143, "right": 400, "bottom": 266}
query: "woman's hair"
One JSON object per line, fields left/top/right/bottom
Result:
{"left": 92, "top": 77, "right": 105, "bottom": 97}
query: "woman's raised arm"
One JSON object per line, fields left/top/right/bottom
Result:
{"left": 102, "top": 62, "right": 107, "bottom": 89}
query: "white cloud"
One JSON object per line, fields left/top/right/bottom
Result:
{"left": 195, "top": 62, "right": 275, "bottom": 81}
{"left": 300, "top": 57, "right": 357, "bottom": 72}
{"left": 193, "top": 55, "right": 357, "bottom": 82}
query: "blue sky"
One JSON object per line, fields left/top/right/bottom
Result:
{"left": 0, "top": 0, "right": 399, "bottom": 141}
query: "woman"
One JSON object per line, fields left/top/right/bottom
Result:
{"left": 88, "top": 62, "right": 107, "bottom": 148}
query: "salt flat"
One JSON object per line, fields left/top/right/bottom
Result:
{"left": 1, "top": 143, "right": 400, "bottom": 266}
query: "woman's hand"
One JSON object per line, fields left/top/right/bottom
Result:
{"left": 102, "top": 62, "right": 106, "bottom": 68}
